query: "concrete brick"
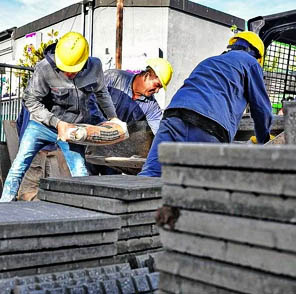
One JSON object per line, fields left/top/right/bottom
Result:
{"left": 160, "top": 229, "right": 296, "bottom": 278}
{"left": 120, "top": 212, "right": 156, "bottom": 226}
{"left": 117, "top": 236, "right": 162, "bottom": 254}
{"left": 117, "top": 277, "right": 136, "bottom": 294}
{"left": 119, "top": 224, "right": 159, "bottom": 240}
{"left": 159, "top": 143, "right": 296, "bottom": 171}
{"left": 132, "top": 275, "right": 151, "bottom": 293}
{"left": 39, "top": 189, "right": 162, "bottom": 214}
{"left": 284, "top": 101, "right": 296, "bottom": 144}
{"left": 174, "top": 210, "right": 296, "bottom": 252}
{"left": 0, "top": 243, "right": 116, "bottom": 271}
{"left": 39, "top": 175, "right": 162, "bottom": 201}
{"left": 159, "top": 271, "right": 239, "bottom": 294}
{"left": 155, "top": 251, "right": 296, "bottom": 294}
{"left": 162, "top": 166, "right": 296, "bottom": 197}
{"left": 162, "top": 185, "right": 296, "bottom": 223}
{"left": 0, "top": 202, "right": 120, "bottom": 239}
{"left": 0, "top": 231, "right": 117, "bottom": 254}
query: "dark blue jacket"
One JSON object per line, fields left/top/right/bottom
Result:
{"left": 167, "top": 50, "right": 273, "bottom": 143}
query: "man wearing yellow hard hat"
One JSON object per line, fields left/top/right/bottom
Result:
{"left": 1, "top": 32, "right": 123, "bottom": 202}
{"left": 139, "top": 31, "right": 273, "bottom": 177}
{"left": 87, "top": 57, "right": 173, "bottom": 175}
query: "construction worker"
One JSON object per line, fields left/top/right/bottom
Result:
{"left": 139, "top": 31, "right": 273, "bottom": 177}
{"left": 0, "top": 32, "right": 121, "bottom": 202}
{"left": 90, "top": 58, "right": 173, "bottom": 134}
{"left": 87, "top": 58, "right": 173, "bottom": 175}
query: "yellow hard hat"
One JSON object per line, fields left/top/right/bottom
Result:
{"left": 55, "top": 32, "right": 89, "bottom": 73}
{"left": 229, "top": 31, "right": 265, "bottom": 66}
{"left": 146, "top": 58, "right": 173, "bottom": 90}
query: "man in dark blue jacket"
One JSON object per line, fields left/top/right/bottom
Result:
{"left": 87, "top": 58, "right": 173, "bottom": 175}
{"left": 139, "top": 31, "right": 273, "bottom": 177}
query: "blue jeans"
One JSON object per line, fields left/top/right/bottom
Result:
{"left": 138, "top": 116, "right": 220, "bottom": 177}
{"left": 1, "top": 120, "right": 88, "bottom": 202}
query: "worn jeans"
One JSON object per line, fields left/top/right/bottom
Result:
{"left": 0, "top": 120, "right": 88, "bottom": 202}
{"left": 138, "top": 116, "right": 220, "bottom": 177}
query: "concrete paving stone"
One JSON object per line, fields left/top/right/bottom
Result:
{"left": 117, "top": 236, "right": 162, "bottom": 254}
{"left": 155, "top": 251, "right": 296, "bottom": 294}
{"left": 117, "top": 277, "right": 136, "bottom": 294}
{"left": 159, "top": 271, "right": 240, "bottom": 294}
{"left": 174, "top": 209, "right": 296, "bottom": 252}
{"left": 0, "top": 243, "right": 116, "bottom": 271}
{"left": 284, "top": 101, "right": 296, "bottom": 144}
{"left": 162, "top": 185, "right": 296, "bottom": 223}
{"left": 39, "top": 189, "right": 162, "bottom": 214}
{"left": 39, "top": 175, "right": 162, "bottom": 201}
{"left": 132, "top": 275, "right": 151, "bottom": 293}
{"left": 121, "top": 211, "right": 156, "bottom": 226}
{"left": 0, "top": 231, "right": 117, "bottom": 254}
{"left": 162, "top": 166, "right": 296, "bottom": 197}
{"left": 146, "top": 272, "right": 159, "bottom": 291}
{"left": 0, "top": 202, "right": 120, "bottom": 239}
{"left": 119, "top": 224, "right": 159, "bottom": 240}
{"left": 102, "top": 279, "right": 120, "bottom": 294}
{"left": 160, "top": 229, "right": 296, "bottom": 278}
{"left": 159, "top": 142, "right": 296, "bottom": 171}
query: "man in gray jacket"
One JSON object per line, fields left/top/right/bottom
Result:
{"left": 1, "top": 32, "right": 121, "bottom": 202}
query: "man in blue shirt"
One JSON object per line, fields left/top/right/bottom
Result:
{"left": 139, "top": 31, "right": 273, "bottom": 177}
{"left": 87, "top": 58, "right": 173, "bottom": 175}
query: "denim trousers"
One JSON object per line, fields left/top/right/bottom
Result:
{"left": 0, "top": 120, "right": 88, "bottom": 202}
{"left": 138, "top": 116, "right": 220, "bottom": 177}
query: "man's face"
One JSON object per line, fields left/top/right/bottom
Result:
{"left": 63, "top": 71, "right": 79, "bottom": 79}
{"left": 142, "top": 75, "right": 163, "bottom": 97}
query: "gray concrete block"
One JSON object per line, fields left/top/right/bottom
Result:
{"left": 284, "top": 101, "right": 296, "bottom": 144}
{"left": 39, "top": 189, "right": 162, "bottom": 214}
{"left": 0, "top": 243, "right": 116, "bottom": 271}
{"left": 132, "top": 275, "right": 151, "bottom": 293}
{"left": 160, "top": 229, "right": 296, "bottom": 278}
{"left": 173, "top": 210, "right": 296, "bottom": 253}
{"left": 0, "top": 202, "right": 120, "bottom": 239}
{"left": 162, "top": 166, "right": 296, "bottom": 197}
{"left": 162, "top": 185, "right": 296, "bottom": 223}
{"left": 117, "top": 236, "right": 162, "bottom": 254}
{"left": 40, "top": 175, "right": 162, "bottom": 200}
{"left": 121, "top": 212, "right": 156, "bottom": 227}
{"left": 119, "top": 224, "right": 159, "bottom": 240}
{"left": 159, "top": 143, "right": 296, "bottom": 171}
{"left": 0, "top": 231, "right": 117, "bottom": 254}
{"left": 159, "top": 271, "right": 239, "bottom": 294}
{"left": 155, "top": 251, "right": 296, "bottom": 294}
{"left": 117, "top": 277, "right": 136, "bottom": 294}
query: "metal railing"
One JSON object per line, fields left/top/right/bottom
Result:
{"left": 263, "top": 41, "right": 296, "bottom": 114}
{"left": 0, "top": 63, "right": 33, "bottom": 141}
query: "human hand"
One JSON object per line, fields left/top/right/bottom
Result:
{"left": 57, "top": 120, "right": 76, "bottom": 142}
{"left": 109, "top": 117, "right": 127, "bottom": 133}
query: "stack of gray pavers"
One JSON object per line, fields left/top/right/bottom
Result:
{"left": 38, "top": 175, "right": 163, "bottom": 263}
{"left": 0, "top": 201, "right": 120, "bottom": 279}
{"left": 156, "top": 142, "right": 296, "bottom": 294}
{"left": 0, "top": 262, "right": 159, "bottom": 294}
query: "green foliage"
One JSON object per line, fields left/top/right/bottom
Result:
{"left": 230, "top": 25, "right": 238, "bottom": 34}
{"left": 17, "top": 30, "right": 59, "bottom": 89}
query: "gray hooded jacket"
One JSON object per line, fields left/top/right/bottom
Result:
{"left": 23, "top": 43, "right": 117, "bottom": 128}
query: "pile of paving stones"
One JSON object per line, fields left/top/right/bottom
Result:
{"left": 38, "top": 175, "right": 163, "bottom": 262}
{"left": 156, "top": 143, "right": 296, "bottom": 294}
{"left": 0, "top": 262, "right": 159, "bottom": 294}
{"left": 0, "top": 202, "right": 120, "bottom": 279}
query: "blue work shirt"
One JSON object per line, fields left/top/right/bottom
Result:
{"left": 167, "top": 50, "right": 273, "bottom": 143}
{"left": 92, "top": 69, "right": 162, "bottom": 134}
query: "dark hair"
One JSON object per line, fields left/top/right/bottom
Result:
{"left": 138, "top": 66, "right": 157, "bottom": 79}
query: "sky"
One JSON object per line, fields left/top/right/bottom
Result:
{"left": 0, "top": 0, "right": 295, "bottom": 32}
